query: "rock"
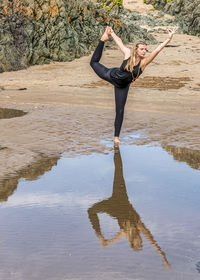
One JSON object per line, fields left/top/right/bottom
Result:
{"left": 145, "top": 0, "right": 200, "bottom": 37}
{"left": 0, "top": 0, "right": 157, "bottom": 73}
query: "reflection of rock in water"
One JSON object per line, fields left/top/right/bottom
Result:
{"left": 0, "top": 108, "right": 27, "bottom": 119}
{"left": 0, "top": 156, "right": 59, "bottom": 202}
{"left": 163, "top": 145, "right": 200, "bottom": 170}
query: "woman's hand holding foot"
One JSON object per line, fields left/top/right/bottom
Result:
{"left": 101, "top": 26, "right": 111, "bottom": 42}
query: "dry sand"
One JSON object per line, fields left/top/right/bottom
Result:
{"left": 0, "top": 1, "right": 200, "bottom": 187}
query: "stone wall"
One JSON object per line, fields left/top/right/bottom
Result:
{"left": 0, "top": 0, "right": 156, "bottom": 72}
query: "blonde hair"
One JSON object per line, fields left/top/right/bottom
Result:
{"left": 124, "top": 41, "right": 147, "bottom": 75}
{"left": 122, "top": 220, "right": 142, "bottom": 251}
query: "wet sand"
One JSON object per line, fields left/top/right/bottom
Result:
{"left": 0, "top": 1, "right": 200, "bottom": 183}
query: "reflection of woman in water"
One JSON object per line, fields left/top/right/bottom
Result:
{"left": 88, "top": 147, "right": 170, "bottom": 268}
{"left": 90, "top": 26, "right": 177, "bottom": 145}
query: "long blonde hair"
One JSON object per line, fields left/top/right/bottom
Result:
{"left": 122, "top": 220, "right": 142, "bottom": 251}
{"left": 124, "top": 41, "right": 147, "bottom": 74}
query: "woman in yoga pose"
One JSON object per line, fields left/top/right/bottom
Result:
{"left": 90, "top": 26, "right": 177, "bottom": 144}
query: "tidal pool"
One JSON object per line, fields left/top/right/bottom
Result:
{"left": 0, "top": 143, "right": 200, "bottom": 280}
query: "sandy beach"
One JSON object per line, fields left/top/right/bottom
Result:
{"left": 0, "top": 0, "right": 200, "bottom": 184}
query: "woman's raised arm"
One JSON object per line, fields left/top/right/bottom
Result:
{"left": 110, "top": 28, "right": 131, "bottom": 59}
{"left": 142, "top": 27, "right": 178, "bottom": 69}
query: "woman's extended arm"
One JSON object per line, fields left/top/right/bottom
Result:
{"left": 110, "top": 28, "right": 131, "bottom": 59}
{"left": 142, "top": 27, "right": 177, "bottom": 69}
{"left": 137, "top": 220, "right": 171, "bottom": 268}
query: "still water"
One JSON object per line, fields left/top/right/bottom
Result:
{"left": 0, "top": 143, "right": 200, "bottom": 280}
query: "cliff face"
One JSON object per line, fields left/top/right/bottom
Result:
{"left": 0, "top": 0, "right": 156, "bottom": 73}
{"left": 145, "top": 0, "right": 200, "bottom": 37}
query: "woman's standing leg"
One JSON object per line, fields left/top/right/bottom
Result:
{"left": 114, "top": 84, "right": 130, "bottom": 142}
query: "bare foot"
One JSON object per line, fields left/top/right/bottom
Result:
{"left": 114, "top": 137, "right": 120, "bottom": 146}
{"left": 101, "top": 26, "right": 110, "bottom": 42}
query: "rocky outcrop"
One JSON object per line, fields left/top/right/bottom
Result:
{"left": 145, "top": 0, "right": 200, "bottom": 37}
{"left": 0, "top": 0, "right": 156, "bottom": 73}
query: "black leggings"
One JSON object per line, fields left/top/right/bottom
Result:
{"left": 90, "top": 40, "right": 130, "bottom": 137}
